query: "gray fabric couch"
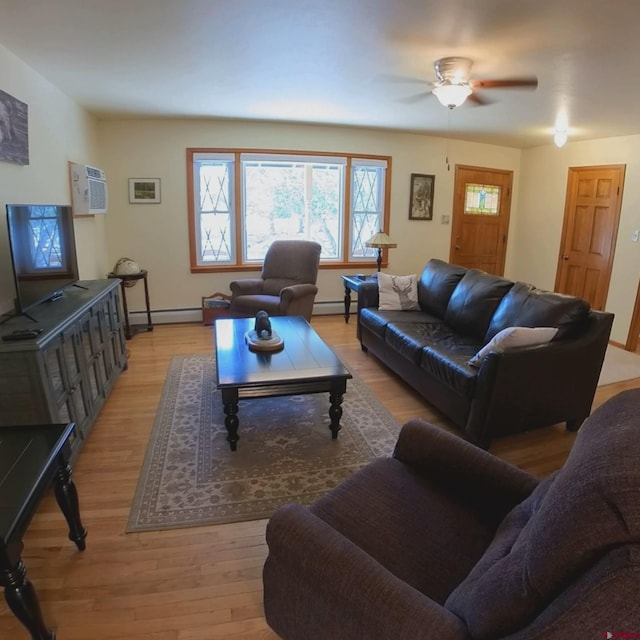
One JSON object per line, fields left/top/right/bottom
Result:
{"left": 229, "top": 240, "right": 321, "bottom": 321}
{"left": 263, "top": 389, "right": 640, "bottom": 639}
{"left": 356, "top": 259, "right": 614, "bottom": 448}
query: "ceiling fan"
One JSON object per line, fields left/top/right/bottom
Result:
{"left": 404, "top": 57, "right": 538, "bottom": 109}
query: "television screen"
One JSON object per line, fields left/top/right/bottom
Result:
{"left": 5, "top": 204, "right": 79, "bottom": 314}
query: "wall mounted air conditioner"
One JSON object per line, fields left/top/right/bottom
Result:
{"left": 69, "top": 162, "right": 108, "bottom": 215}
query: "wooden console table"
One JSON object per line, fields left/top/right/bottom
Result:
{"left": 0, "top": 422, "right": 86, "bottom": 639}
{"left": 341, "top": 274, "right": 378, "bottom": 323}
{"left": 108, "top": 270, "right": 153, "bottom": 339}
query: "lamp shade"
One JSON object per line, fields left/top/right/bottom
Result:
{"left": 365, "top": 231, "right": 397, "bottom": 272}
{"left": 365, "top": 231, "right": 397, "bottom": 249}
{"left": 432, "top": 83, "right": 472, "bottom": 109}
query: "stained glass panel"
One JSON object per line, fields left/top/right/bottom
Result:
{"left": 465, "top": 183, "right": 500, "bottom": 215}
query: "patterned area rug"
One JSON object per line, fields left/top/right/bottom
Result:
{"left": 127, "top": 354, "right": 401, "bottom": 532}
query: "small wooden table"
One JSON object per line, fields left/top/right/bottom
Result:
{"left": 214, "top": 316, "right": 352, "bottom": 451}
{"left": 341, "top": 274, "right": 378, "bottom": 324}
{"left": 107, "top": 270, "right": 153, "bottom": 339}
{"left": 0, "top": 422, "right": 87, "bottom": 640}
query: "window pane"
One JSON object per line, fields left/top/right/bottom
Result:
{"left": 197, "top": 161, "right": 234, "bottom": 263}
{"left": 351, "top": 166, "right": 383, "bottom": 259}
{"left": 242, "top": 161, "right": 343, "bottom": 261}
{"left": 464, "top": 183, "right": 500, "bottom": 215}
{"left": 188, "top": 149, "right": 390, "bottom": 269}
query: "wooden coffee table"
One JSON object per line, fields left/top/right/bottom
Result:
{"left": 214, "top": 316, "right": 352, "bottom": 451}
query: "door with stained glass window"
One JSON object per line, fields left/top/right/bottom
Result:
{"left": 449, "top": 165, "right": 513, "bottom": 275}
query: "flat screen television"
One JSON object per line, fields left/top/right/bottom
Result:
{"left": 5, "top": 203, "right": 80, "bottom": 315}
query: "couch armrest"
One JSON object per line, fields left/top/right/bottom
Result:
{"left": 467, "top": 310, "right": 614, "bottom": 446}
{"left": 279, "top": 282, "right": 318, "bottom": 303}
{"left": 393, "top": 419, "right": 539, "bottom": 519}
{"left": 264, "top": 504, "right": 469, "bottom": 640}
{"left": 229, "top": 278, "right": 265, "bottom": 296}
{"left": 357, "top": 280, "right": 379, "bottom": 308}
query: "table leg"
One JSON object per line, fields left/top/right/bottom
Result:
{"left": 120, "top": 281, "right": 133, "bottom": 339}
{"left": 142, "top": 273, "right": 153, "bottom": 333}
{"left": 221, "top": 389, "right": 240, "bottom": 451}
{"left": 54, "top": 462, "right": 87, "bottom": 552}
{"left": 328, "top": 383, "right": 346, "bottom": 438}
{"left": 343, "top": 284, "right": 352, "bottom": 323}
{"left": 0, "top": 559, "right": 55, "bottom": 640}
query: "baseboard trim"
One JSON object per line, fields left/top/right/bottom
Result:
{"left": 128, "top": 300, "right": 351, "bottom": 325}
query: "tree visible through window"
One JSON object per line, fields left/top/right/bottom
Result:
{"left": 188, "top": 149, "right": 391, "bottom": 270}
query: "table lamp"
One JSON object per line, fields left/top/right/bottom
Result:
{"left": 365, "top": 230, "right": 397, "bottom": 272}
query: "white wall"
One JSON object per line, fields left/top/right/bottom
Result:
{"left": 516, "top": 137, "right": 640, "bottom": 343}
{"left": 98, "top": 118, "right": 521, "bottom": 314}
{"left": 0, "top": 43, "right": 104, "bottom": 314}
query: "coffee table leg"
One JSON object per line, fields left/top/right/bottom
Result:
{"left": 222, "top": 389, "right": 240, "bottom": 451}
{"left": 0, "top": 558, "right": 55, "bottom": 640}
{"left": 54, "top": 462, "right": 87, "bottom": 552}
{"left": 328, "top": 384, "right": 346, "bottom": 439}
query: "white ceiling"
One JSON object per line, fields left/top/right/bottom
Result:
{"left": 0, "top": 0, "right": 639, "bottom": 148}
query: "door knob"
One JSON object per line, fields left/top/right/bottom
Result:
{"left": 562, "top": 255, "right": 569, "bottom": 260}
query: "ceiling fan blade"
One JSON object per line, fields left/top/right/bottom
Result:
{"left": 467, "top": 92, "right": 492, "bottom": 106}
{"left": 376, "top": 73, "right": 431, "bottom": 86}
{"left": 472, "top": 77, "right": 538, "bottom": 90}
{"left": 398, "top": 90, "right": 434, "bottom": 104}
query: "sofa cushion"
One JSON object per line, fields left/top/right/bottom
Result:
{"left": 445, "top": 388, "right": 640, "bottom": 639}
{"left": 444, "top": 270, "right": 514, "bottom": 341}
{"left": 485, "top": 282, "right": 591, "bottom": 342}
{"left": 384, "top": 320, "right": 471, "bottom": 365}
{"left": 378, "top": 273, "right": 420, "bottom": 311}
{"left": 360, "top": 308, "right": 440, "bottom": 339}
{"left": 468, "top": 326, "right": 559, "bottom": 367}
{"left": 419, "top": 338, "right": 480, "bottom": 398}
{"left": 417, "top": 259, "right": 467, "bottom": 318}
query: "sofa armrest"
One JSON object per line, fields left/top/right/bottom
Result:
{"left": 357, "top": 280, "right": 379, "bottom": 308}
{"left": 279, "top": 282, "right": 318, "bottom": 303}
{"left": 467, "top": 310, "right": 614, "bottom": 446}
{"left": 393, "top": 419, "right": 539, "bottom": 519}
{"left": 264, "top": 503, "right": 469, "bottom": 640}
{"left": 229, "top": 278, "right": 265, "bottom": 296}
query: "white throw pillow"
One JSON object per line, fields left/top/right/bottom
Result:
{"left": 468, "top": 326, "right": 559, "bottom": 368}
{"left": 378, "top": 273, "right": 420, "bottom": 311}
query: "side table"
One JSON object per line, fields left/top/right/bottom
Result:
{"left": 341, "top": 274, "right": 378, "bottom": 324}
{"left": 0, "top": 422, "right": 87, "bottom": 640}
{"left": 107, "top": 270, "right": 153, "bottom": 339}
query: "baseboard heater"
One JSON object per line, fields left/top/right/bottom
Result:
{"left": 127, "top": 300, "right": 348, "bottom": 326}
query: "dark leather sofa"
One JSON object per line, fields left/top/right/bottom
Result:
{"left": 356, "top": 259, "right": 614, "bottom": 448}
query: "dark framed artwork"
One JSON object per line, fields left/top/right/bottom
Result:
{"left": 0, "top": 89, "right": 29, "bottom": 165}
{"left": 409, "top": 173, "right": 435, "bottom": 220}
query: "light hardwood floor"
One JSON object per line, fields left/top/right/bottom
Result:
{"left": 2, "top": 315, "right": 639, "bottom": 639}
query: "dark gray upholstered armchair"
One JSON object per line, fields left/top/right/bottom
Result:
{"left": 229, "top": 240, "right": 321, "bottom": 321}
{"left": 263, "top": 389, "right": 640, "bottom": 639}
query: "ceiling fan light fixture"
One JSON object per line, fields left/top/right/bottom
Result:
{"left": 432, "top": 83, "right": 473, "bottom": 109}
{"left": 554, "top": 128, "right": 568, "bottom": 148}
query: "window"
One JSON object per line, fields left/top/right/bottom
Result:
{"left": 464, "top": 183, "right": 501, "bottom": 215}
{"left": 188, "top": 149, "right": 391, "bottom": 270}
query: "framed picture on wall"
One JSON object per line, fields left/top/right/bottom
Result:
{"left": 409, "top": 173, "right": 435, "bottom": 220}
{"left": 129, "top": 178, "right": 161, "bottom": 204}
{"left": 0, "top": 89, "right": 29, "bottom": 166}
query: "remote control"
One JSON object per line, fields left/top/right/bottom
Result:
{"left": 1, "top": 328, "right": 43, "bottom": 341}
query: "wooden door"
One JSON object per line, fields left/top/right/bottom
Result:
{"left": 450, "top": 165, "right": 513, "bottom": 275}
{"left": 555, "top": 165, "right": 625, "bottom": 311}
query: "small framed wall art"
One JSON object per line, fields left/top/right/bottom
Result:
{"left": 0, "top": 89, "right": 29, "bottom": 165}
{"left": 129, "top": 178, "right": 161, "bottom": 204}
{"left": 409, "top": 173, "right": 435, "bottom": 220}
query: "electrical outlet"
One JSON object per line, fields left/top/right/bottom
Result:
{"left": 632, "top": 229, "right": 639, "bottom": 243}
